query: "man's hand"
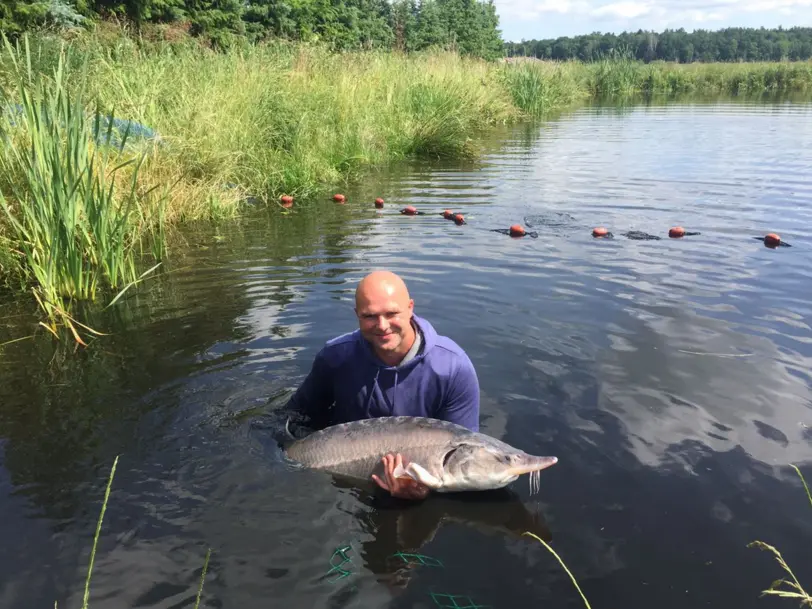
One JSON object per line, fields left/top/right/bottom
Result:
{"left": 371, "top": 453, "right": 430, "bottom": 500}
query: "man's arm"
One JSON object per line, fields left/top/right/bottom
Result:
{"left": 283, "top": 349, "right": 335, "bottom": 431}
{"left": 437, "top": 354, "right": 480, "bottom": 432}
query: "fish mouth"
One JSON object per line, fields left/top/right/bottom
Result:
{"left": 508, "top": 456, "right": 558, "bottom": 476}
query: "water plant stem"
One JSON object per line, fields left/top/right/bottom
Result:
{"left": 523, "top": 531, "right": 592, "bottom": 609}
{"left": 749, "top": 464, "right": 812, "bottom": 606}
{"left": 82, "top": 455, "right": 118, "bottom": 609}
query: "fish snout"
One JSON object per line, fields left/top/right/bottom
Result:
{"left": 509, "top": 455, "right": 558, "bottom": 476}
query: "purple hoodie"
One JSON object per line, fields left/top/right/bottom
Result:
{"left": 285, "top": 314, "right": 480, "bottom": 432}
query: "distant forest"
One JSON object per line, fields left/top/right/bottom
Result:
{"left": 0, "top": 0, "right": 504, "bottom": 58}
{"left": 503, "top": 27, "right": 812, "bottom": 63}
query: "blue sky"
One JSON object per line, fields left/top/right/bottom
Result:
{"left": 493, "top": 0, "right": 812, "bottom": 42}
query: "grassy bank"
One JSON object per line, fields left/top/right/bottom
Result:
{"left": 1, "top": 28, "right": 811, "bottom": 341}
{"left": 579, "top": 55, "right": 812, "bottom": 97}
{"left": 0, "top": 33, "right": 542, "bottom": 339}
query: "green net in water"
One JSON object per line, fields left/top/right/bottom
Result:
{"left": 326, "top": 545, "right": 354, "bottom": 583}
{"left": 430, "top": 592, "right": 491, "bottom": 608}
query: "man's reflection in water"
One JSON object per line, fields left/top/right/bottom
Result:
{"left": 329, "top": 477, "right": 552, "bottom": 590}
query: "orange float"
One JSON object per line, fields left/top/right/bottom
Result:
{"left": 764, "top": 233, "right": 781, "bottom": 247}
{"left": 280, "top": 195, "right": 293, "bottom": 208}
{"left": 453, "top": 214, "right": 465, "bottom": 225}
{"left": 333, "top": 194, "right": 346, "bottom": 203}
{"left": 509, "top": 224, "right": 526, "bottom": 237}
{"left": 375, "top": 197, "right": 384, "bottom": 208}
{"left": 669, "top": 226, "right": 686, "bottom": 238}
{"left": 401, "top": 206, "right": 418, "bottom": 215}
{"left": 592, "top": 227, "right": 608, "bottom": 237}
{"left": 442, "top": 210, "right": 454, "bottom": 219}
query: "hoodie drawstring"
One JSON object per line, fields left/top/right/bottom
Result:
{"left": 393, "top": 369, "right": 399, "bottom": 412}
{"left": 368, "top": 368, "right": 381, "bottom": 418}
{"left": 367, "top": 367, "right": 399, "bottom": 416}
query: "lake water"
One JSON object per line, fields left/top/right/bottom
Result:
{"left": 2, "top": 98, "right": 812, "bottom": 609}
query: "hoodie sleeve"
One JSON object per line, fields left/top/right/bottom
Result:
{"left": 438, "top": 355, "right": 480, "bottom": 432}
{"left": 283, "top": 348, "right": 335, "bottom": 430}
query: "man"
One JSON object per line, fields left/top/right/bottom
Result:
{"left": 283, "top": 270, "right": 480, "bottom": 500}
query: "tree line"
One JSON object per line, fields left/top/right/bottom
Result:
{"left": 504, "top": 27, "right": 812, "bottom": 63}
{"left": 0, "top": 0, "right": 503, "bottom": 58}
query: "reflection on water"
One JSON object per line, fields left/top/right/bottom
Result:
{"left": 2, "top": 99, "right": 812, "bottom": 609}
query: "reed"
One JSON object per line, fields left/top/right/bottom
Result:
{"left": 0, "top": 35, "right": 165, "bottom": 342}
{"left": 580, "top": 57, "right": 812, "bottom": 97}
{"left": 80, "top": 456, "right": 119, "bottom": 609}
{"left": 498, "top": 60, "right": 586, "bottom": 118}
{"left": 749, "top": 464, "right": 812, "bottom": 606}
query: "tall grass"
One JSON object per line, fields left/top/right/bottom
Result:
{"left": 584, "top": 53, "right": 642, "bottom": 98}
{"left": 498, "top": 61, "right": 585, "bottom": 118}
{"left": 0, "top": 36, "right": 165, "bottom": 343}
{"left": 749, "top": 464, "right": 812, "bottom": 606}
{"left": 73, "top": 40, "right": 523, "bottom": 205}
{"left": 578, "top": 57, "right": 812, "bottom": 98}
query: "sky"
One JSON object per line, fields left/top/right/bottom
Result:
{"left": 493, "top": 0, "right": 812, "bottom": 42}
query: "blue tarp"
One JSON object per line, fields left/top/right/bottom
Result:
{"left": 2, "top": 102, "right": 161, "bottom": 150}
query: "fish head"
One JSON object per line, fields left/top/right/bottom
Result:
{"left": 437, "top": 441, "right": 558, "bottom": 493}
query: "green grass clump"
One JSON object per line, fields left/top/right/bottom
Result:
{"left": 497, "top": 60, "right": 585, "bottom": 118}
{"left": 0, "top": 36, "right": 165, "bottom": 342}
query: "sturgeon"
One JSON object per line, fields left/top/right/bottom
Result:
{"left": 284, "top": 416, "right": 558, "bottom": 494}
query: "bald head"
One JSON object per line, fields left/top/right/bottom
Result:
{"left": 354, "top": 271, "right": 416, "bottom": 364}
{"left": 355, "top": 270, "right": 410, "bottom": 307}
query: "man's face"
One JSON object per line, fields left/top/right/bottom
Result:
{"left": 355, "top": 287, "right": 414, "bottom": 355}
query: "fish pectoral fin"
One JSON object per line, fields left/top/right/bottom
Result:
{"left": 394, "top": 462, "right": 441, "bottom": 488}
{"left": 392, "top": 461, "right": 414, "bottom": 481}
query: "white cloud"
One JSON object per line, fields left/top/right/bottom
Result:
{"left": 592, "top": 1, "right": 654, "bottom": 19}
{"left": 497, "top": 0, "right": 591, "bottom": 19}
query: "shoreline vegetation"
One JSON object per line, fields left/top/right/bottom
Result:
{"left": 1, "top": 25, "right": 812, "bottom": 342}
